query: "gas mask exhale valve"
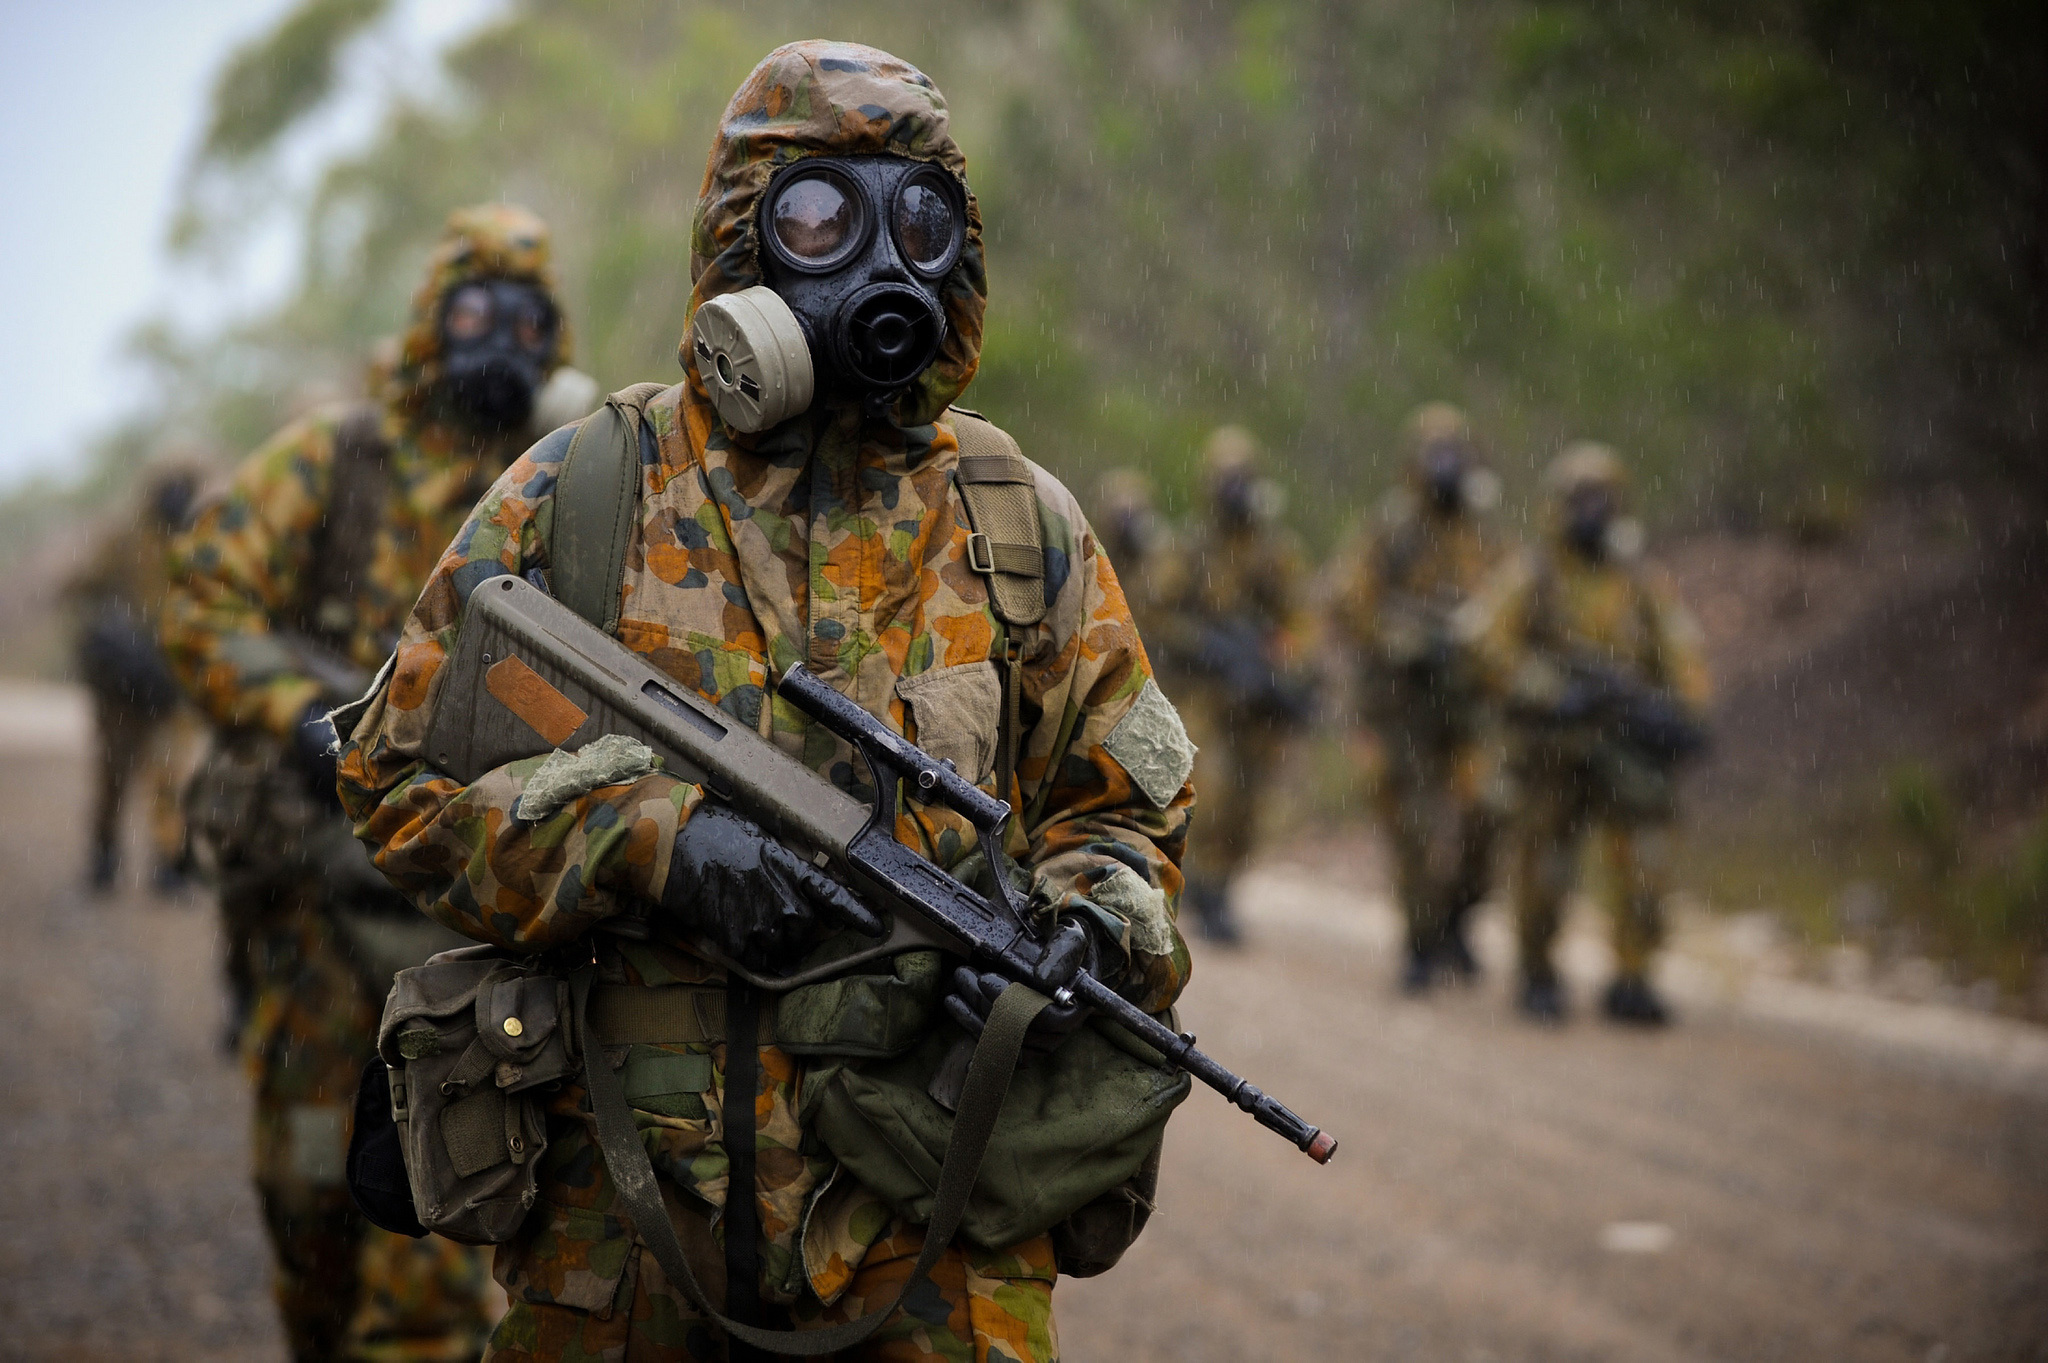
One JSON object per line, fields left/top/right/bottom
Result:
{"left": 692, "top": 155, "right": 964, "bottom": 433}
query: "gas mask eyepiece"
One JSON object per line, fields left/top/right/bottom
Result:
{"left": 693, "top": 156, "right": 962, "bottom": 432}
{"left": 438, "top": 279, "right": 558, "bottom": 434}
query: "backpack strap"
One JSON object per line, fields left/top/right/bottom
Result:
{"left": 306, "top": 402, "right": 392, "bottom": 644}
{"left": 948, "top": 409, "right": 1047, "bottom": 628}
{"left": 947, "top": 408, "right": 1046, "bottom": 813}
{"left": 551, "top": 382, "right": 668, "bottom": 634}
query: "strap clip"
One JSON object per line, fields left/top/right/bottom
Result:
{"left": 966, "top": 531, "right": 996, "bottom": 575}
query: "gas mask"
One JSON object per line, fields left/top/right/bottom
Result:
{"left": 691, "top": 155, "right": 964, "bottom": 432}
{"left": 1563, "top": 484, "right": 1617, "bottom": 560}
{"left": 438, "top": 279, "right": 559, "bottom": 434}
{"left": 1419, "top": 439, "right": 1471, "bottom": 514}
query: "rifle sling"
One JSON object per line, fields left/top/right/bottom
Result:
{"left": 573, "top": 966, "right": 1049, "bottom": 1356}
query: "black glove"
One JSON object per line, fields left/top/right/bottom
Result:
{"left": 663, "top": 804, "right": 882, "bottom": 973}
{"left": 292, "top": 701, "right": 341, "bottom": 805}
{"left": 943, "top": 919, "right": 1104, "bottom": 1062}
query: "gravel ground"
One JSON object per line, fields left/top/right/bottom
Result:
{"left": 0, "top": 689, "right": 2042, "bottom": 1361}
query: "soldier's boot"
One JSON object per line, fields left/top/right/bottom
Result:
{"left": 1518, "top": 971, "right": 1568, "bottom": 1024}
{"left": 1400, "top": 941, "right": 1435, "bottom": 994}
{"left": 1439, "top": 919, "right": 1481, "bottom": 984}
{"left": 1186, "top": 878, "right": 1244, "bottom": 947}
{"left": 1601, "top": 975, "right": 1671, "bottom": 1027}
{"left": 88, "top": 841, "right": 118, "bottom": 894}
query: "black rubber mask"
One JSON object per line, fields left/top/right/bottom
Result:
{"left": 1420, "top": 440, "right": 1470, "bottom": 514}
{"left": 1563, "top": 484, "right": 1616, "bottom": 559}
{"left": 438, "top": 279, "right": 559, "bottom": 434}
{"left": 757, "top": 155, "right": 962, "bottom": 409}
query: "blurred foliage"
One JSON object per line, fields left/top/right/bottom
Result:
{"left": 198, "top": 0, "right": 390, "bottom": 162}
{"left": 1889, "top": 762, "right": 2048, "bottom": 1004}
{"left": 122, "top": 0, "right": 2045, "bottom": 548}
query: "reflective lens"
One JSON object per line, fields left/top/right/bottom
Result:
{"left": 509, "top": 293, "right": 555, "bottom": 353}
{"left": 895, "top": 172, "right": 959, "bottom": 273}
{"left": 771, "top": 173, "right": 858, "bottom": 264}
{"left": 444, "top": 285, "right": 494, "bottom": 341}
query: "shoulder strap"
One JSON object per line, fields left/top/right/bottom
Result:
{"left": 307, "top": 402, "right": 392, "bottom": 642}
{"left": 948, "top": 409, "right": 1047, "bottom": 628}
{"left": 552, "top": 382, "right": 668, "bottom": 634}
{"left": 572, "top": 966, "right": 1048, "bottom": 1356}
{"left": 947, "top": 408, "right": 1046, "bottom": 813}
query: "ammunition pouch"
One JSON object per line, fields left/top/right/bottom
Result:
{"left": 362, "top": 945, "right": 578, "bottom": 1245}
{"left": 790, "top": 948, "right": 1188, "bottom": 1269}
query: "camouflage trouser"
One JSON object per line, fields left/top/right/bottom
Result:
{"left": 1370, "top": 711, "right": 1499, "bottom": 956}
{"left": 484, "top": 1219, "right": 1057, "bottom": 1363}
{"left": 89, "top": 695, "right": 199, "bottom": 875}
{"left": 230, "top": 874, "right": 498, "bottom": 1362}
{"left": 1510, "top": 774, "right": 1672, "bottom": 983}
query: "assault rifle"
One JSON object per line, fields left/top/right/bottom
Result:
{"left": 424, "top": 574, "right": 1337, "bottom": 1164}
{"left": 1185, "top": 616, "right": 1317, "bottom": 724}
{"left": 1550, "top": 653, "right": 1707, "bottom": 765}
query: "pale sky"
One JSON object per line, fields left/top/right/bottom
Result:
{"left": 0, "top": 0, "right": 497, "bottom": 488}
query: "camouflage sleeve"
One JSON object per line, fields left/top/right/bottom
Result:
{"left": 1461, "top": 549, "right": 1547, "bottom": 705}
{"left": 1322, "top": 523, "right": 1382, "bottom": 649}
{"left": 1643, "top": 569, "right": 1713, "bottom": 712}
{"left": 161, "top": 415, "right": 337, "bottom": 735}
{"left": 1013, "top": 478, "right": 1194, "bottom": 1015}
{"left": 337, "top": 424, "right": 695, "bottom": 952}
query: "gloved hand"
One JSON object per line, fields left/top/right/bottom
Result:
{"left": 292, "top": 701, "right": 341, "bottom": 805}
{"left": 663, "top": 804, "right": 882, "bottom": 973}
{"left": 943, "top": 919, "right": 1105, "bottom": 1062}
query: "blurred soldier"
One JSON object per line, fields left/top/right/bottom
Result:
{"left": 1159, "top": 426, "right": 1314, "bottom": 944}
{"left": 162, "top": 203, "right": 589, "bottom": 1362}
{"left": 1469, "top": 442, "right": 1710, "bottom": 1024}
{"left": 1327, "top": 404, "right": 1510, "bottom": 991}
{"left": 64, "top": 460, "right": 208, "bottom": 893}
{"left": 1096, "top": 466, "right": 1183, "bottom": 651}
{"left": 338, "top": 42, "right": 1192, "bottom": 1361}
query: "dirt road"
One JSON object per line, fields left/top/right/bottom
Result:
{"left": 0, "top": 687, "right": 2041, "bottom": 1361}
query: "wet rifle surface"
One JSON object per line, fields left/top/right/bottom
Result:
{"left": 425, "top": 574, "right": 1337, "bottom": 1164}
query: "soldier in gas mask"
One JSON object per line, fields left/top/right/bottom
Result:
{"left": 338, "top": 43, "right": 1193, "bottom": 1362}
{"left": 1467, "top": 443, "right": 1711, "bottom": 1024}
{"left": 1154, "top": 427, "right": 1315, "bottom": 945}
{"left": 1327, "top": 404, "right": 1513, "bottom": 991}
{"left": 163, "top": 204, "right": 593, "bottom": 1362}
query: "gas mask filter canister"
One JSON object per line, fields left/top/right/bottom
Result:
{"left": 691, "top": 287, "right": 816, "bottom": 434}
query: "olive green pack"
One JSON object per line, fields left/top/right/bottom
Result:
{"left": 546, "top": 388, "right": 1181, "bottom": 1271}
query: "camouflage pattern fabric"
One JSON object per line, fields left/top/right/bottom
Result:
{"left": 1153, "top": 437, "right": 1312, "bottom": 918}
{"left": 337, "top": 41, "right": 1191, "bottom": 1360}
{"left": 1325, "top": 464, "right": 1512, "bottom": 960}
{"left": 65, "top": 474, "right": 208, "bottom": 885}
{"left": 1467, "top": 464, "right": 1710, "bottom": 987}
{"left": 162, "top": 204, "right": 567, "bottom": 1361}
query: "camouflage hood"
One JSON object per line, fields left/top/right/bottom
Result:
{"left": 681, "top": 41, "right": 987, "bottom": 429}
{"left": 384, "top": 203, "right": 571, "bottom": 422}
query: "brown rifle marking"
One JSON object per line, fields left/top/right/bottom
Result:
{"left": 485, "top": 655, "right": 587, "bottom": 747}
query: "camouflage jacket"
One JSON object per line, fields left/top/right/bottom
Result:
{"left": 1328, "top": 489, "right": 1509, "bottom": 716}
{"left": 335, "top": 41, "right": 1193, "bottom": 1310}
{"left": 163, "top": 204, "right": 571, "bottom": 739}
{"left": 1467, "top": 539, "right": 1712, "bottom": 720}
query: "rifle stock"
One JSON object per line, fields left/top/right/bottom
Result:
{"left": 423, "top": 573, "right": 1337, "bottom": 1164}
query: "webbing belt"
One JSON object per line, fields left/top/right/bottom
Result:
{"left": 571, "top": 967, "right": 1050, "bottom": 1356}
{"left": 587, "top": 981, "right": 774, "bottom": 1046}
